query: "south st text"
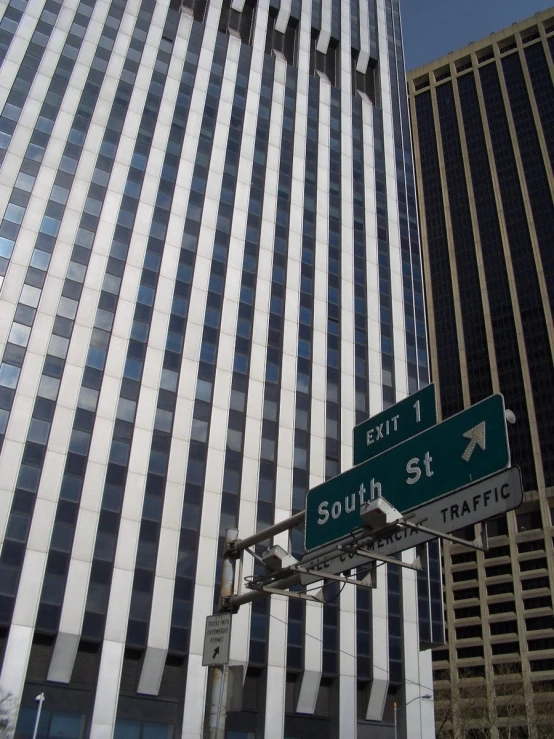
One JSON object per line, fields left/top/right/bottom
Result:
{"left": 317, "top": 452, "right": 434, "bottom": 525}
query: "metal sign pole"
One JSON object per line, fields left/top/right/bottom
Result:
{"left": 207, "top": 528, "right": 238, "bottom": 739}
{"left": 233, "top": 511, "right": 305, "bottom": 553}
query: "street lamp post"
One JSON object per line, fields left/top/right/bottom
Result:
{"left": 393, "top": 694, "right": 432, "bottom": 739}
{"left": 31, "top": 693, "right": 45, "bottom": 739}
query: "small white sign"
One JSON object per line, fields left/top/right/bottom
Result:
{"left": 202, "top": 614, "right": 231, "bottom": 667}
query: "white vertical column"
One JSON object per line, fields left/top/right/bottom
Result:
{"left": 360, "top": 97, "right": 383, "bottom": 424}
{"left": 362, "top": 9, "right": 391, "bottom": 713}
{"left": 357, "top": 0, "right": 371, "bottom": 74}
{"left": 274, "top": 0, "right": 291, "bottom": 34}
{"left": 362, "top": 91, "right": 389, "bottom": 720}
{"left": 401, "top": 549, "right": 428, "bottom": 739}
{"left": 366, "top": 564, "right": 389, "bottom": 719}
{"left": 316, "top": 0, "right": 331, "bottom": 54}
{"left": 265, "top": 0, "right": 312, "bottom": 732}
{"left": 297, "top": 600, "right": 323, "bottom": 714}
{"left": 176, "top": 25, "right": 243, "bottom": 726}
{"left": 229, "top": 0, "right": 272, "bottom": 678}
{"left": 339, "top": 0, "right": 356, "bottom": 735}
{"left": 298, "top": 27, "right": 328, "bottom": 713}
{"left": 311, "top": 55, "right": 330, "bottom": 485}
{"left": 338, "top": 584, "right": 357, "bottom": 736}
{"left": 420, "top": 650, "right": 435, "bottom": 737}
{"left": 259, "top": 46, "right": 291, "bottom": 739}
{"left": 376, "top": 0, "right": 408, "bottom": 398}
{"left": 264, "top": 595, "right": 288, "bottom": 739}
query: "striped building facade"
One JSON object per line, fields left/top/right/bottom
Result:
{"left": 0, "top": 0, "right": 439, "bottom": 736}
{"left": 408, "top": 9, "right": 554, "bottom": 737}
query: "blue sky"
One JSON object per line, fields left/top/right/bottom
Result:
{"left": 401, "top": 0, "right": 554, "bottom": 70}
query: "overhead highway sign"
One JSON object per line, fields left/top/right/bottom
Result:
{"left": 353, "top": 383, "right": 437, "bottom": 465}
{"left": 299, "top": 466, "right": 522, "bottom": 582}
{"left": 305, "top": 394, "right": 510, "bottom": 551}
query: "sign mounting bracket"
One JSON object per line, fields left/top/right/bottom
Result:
{"left": 338, "top": 544, "right": 423, "bottom": 570}
{"left": 247, "top": 584, "right": 326, "bottom": 603}
{"left": 399, "top": 520, "right": 488, "bottom": 551}
{"left": 292, "top": 565, "right": 376, "bottom": 588}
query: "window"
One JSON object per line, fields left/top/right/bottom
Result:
{"left": 309, "top": 30, "right": 338, "bottom": 85}
{"left": 486, "top": 516, "right": 508, "bottom": 537}
{"left": 15, "top": 709, "right": 86, "bottom": 739}
{"left": 0, "top": 363, "right": 20, "bottom": 388}
{"left": 352, "top": 53, "right": 378, "bottom": 104}
{"left": 178, "top": 0, "right": 206, "bottom": 22}
{"left": 490, "top": 620, "right": 517, "bottom": 636}
{"left": 8, "top": 323, "right": 31, "bottom": 347}
{"left": 4, "top": 203, "right": 25, "bottom": 224}
{"left": 217, "top": 0, "right": 255, "bottom": 44}
{"left": 526, "top": 616, "right": 554, "bottom": 631}
{"left": 517, "top": 509, "right": 542, "bottom": 532}
{"left": 265, "top": 7, "right": 298, "bottom": 66}
{"left": 457, "top": 645, "right": 483, "bottom": 659}
{"left": 453, "top": 587, "right": 479, "bottom": 601}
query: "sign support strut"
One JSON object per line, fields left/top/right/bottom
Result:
{"left": 338, "top": 544, "right": 423, "bottom": 570}
{"left": 399, "top": 520, "right": 487, "bottom": 551}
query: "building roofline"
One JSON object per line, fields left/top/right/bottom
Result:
{"left": 406, "top": 6, "right": 554, "bottom": 79}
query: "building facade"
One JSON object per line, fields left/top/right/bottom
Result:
{"left": 0, "top": 0, "right": 440, "bottom": 736}
{"left": 408, "top": 9, "right": 554, "bottom": 737}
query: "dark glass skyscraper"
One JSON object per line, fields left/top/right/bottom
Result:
{"left": 409, "top": 8, "right": 554, "bottom": 737}
{"left": 0, "top": 0, "right": 438, "bottom": 736}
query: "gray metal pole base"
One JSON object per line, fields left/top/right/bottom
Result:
{"left": 208, "top": 666, "right": 228, "bottom": 739}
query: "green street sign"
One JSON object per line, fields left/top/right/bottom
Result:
{"left": 305, "top": 394, "right": 510, "bottom": 551}
{"left": 353, "top": 384, "right": 437, "bottom": 465}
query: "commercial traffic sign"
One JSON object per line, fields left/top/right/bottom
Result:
{"left": 202, "top": 614, "right": 231, "bottom": 667}
{"left": 299, "top": 467, "right": 523, "bottom": 582}
{"left": 353, "top": 384, "right": 437, "bottom": 465}
{"left": 305, "top": 394, "right": 510, "bottom": 551}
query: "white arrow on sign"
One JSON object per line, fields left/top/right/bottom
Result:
{"left": 462, "top": 421, "right": 486, "bottom": 462}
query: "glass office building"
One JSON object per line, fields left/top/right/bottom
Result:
{"left": 408, "top": 9, "right": 554, "bottom": 737}
{"left": 0, "top": 0, "right": 439, "bottom": 736}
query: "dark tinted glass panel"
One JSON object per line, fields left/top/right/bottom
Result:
{"left": 415, "top": 91, "right": 463, "bottom": 418}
